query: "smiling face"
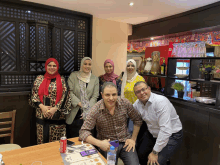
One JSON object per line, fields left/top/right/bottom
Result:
{"left": 47, "top": 61, "right": 57, "bottom": 75}
{"left": 104, "top": 62, "right": 113, "bottom": 74}
{"left": 126, "top": 62, "right": 135, "bottom": 74}
{"left": 134, "top": 82, "right": 151, "bottom": 105}
{"left": 82, "top": 60, "right": 92, "bottom": 73}
{"left": 101, "top": 86, "right": 118, "bottom": 109}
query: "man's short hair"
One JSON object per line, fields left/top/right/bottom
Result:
{"left": 134, "top": 81, "right": 149, "bottom": 89}
{"left": 101, "top": 82, "right": 118, "bottom": 93}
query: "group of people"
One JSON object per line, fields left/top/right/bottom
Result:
{"left": 29, "top": 57, "right": 183, "bottom": 165}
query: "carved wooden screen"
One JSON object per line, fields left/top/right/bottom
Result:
{"left": 0, "top": 1, "right": 92, "bottom": 92}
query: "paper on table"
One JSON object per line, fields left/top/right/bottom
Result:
{"left": 60, "top": 143, "right": 106, "bottom": 165}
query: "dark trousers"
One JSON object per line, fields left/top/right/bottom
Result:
{"left": 137, "top": 129, "right": 183, "bottom": 165}
{"left": 99, "top": 142, "right": 139, "bottom": 165}
{"left": 66, "top": 110, "right": 96, "bottom": 138}
{"left": 66, "top": 110, "right": 83, "bottom": 138}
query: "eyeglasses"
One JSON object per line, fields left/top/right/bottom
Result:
{"left": 135, "top": 86, "right": 148, "bottom": 95}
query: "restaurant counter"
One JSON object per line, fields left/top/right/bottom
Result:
{"left": 165, "top": 96, "right": 220, "bottom": 165}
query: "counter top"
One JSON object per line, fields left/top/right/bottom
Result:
{"left": 168, "top": 96, "right": 220, "bottom": 115}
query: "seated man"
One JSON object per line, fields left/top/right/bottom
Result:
{"left": 79, "top": 82, "right": 142, "bottom": 165}
{"left": 133, "top": 81, "right": 183, "bottom": 165}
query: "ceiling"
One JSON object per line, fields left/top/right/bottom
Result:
{"left": 23, "top": 0, "right": 220, "bottom": 25}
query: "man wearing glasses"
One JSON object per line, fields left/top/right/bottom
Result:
{"left": 133, "top": 81, "right": 183, "bottom": 165}
{"left": 79, "top": 82, "right": 142, "bottom": 165}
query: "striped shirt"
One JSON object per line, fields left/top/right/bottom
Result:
{"left": 79, "top": 97, "right": 142, "bottom": 142}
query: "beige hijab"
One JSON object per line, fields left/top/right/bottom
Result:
{"left": 77, "top": 57, "right": 92, "bottom": 83}
{"left": 121, "top": 59, "right": 138, "bottom": 97}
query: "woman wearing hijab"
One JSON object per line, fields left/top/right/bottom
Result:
{"left": 98, "top": 59, "right": 122, "bottom": 100}
{"left": 30, "top": 58, "right": 69, "bottom": 144}
{"left": 121, "top": 59, "right": 145, "bottom": 133}
{"left": 121, "top": 59, "right": 145, "bottom": 103}
{"left": 66, "top": 57, "right": 99, "bottom": 138}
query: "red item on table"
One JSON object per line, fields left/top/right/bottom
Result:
{"left": 60, "top": 135, "right": 67, "bottom": 153}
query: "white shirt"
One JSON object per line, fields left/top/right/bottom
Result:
{"left": 133, "top": 92, "right": 182, "bottom": 152}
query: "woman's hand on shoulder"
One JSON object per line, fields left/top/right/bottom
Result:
{"left": 78, "top": 102, "right": 82, "bottom": 107}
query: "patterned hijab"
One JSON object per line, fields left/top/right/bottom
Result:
{"left": 103, "top": 59, "right": 118, "bottom": 85}
{"left": 38, "top": 58, "right": 62, "bottom": 105}
{"left": 121, "top": 59, "right": 139, "bottom": 97}
{"left": 77, "top": 57, "right": 92, "bottom": 83}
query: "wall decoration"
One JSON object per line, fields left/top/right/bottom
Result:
{"left": 151, "top": 51, "right": 160, "bottom": 75}
{"left": 128, "top": 30, "right": 220, "bottom": 53}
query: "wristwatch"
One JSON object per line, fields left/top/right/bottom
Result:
{"left": 152, "top": 150, "right": 159, "bottom": 155}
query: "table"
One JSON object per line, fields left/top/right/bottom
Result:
{"left": 1, "top": 137, "right": 107, "bottom": 165}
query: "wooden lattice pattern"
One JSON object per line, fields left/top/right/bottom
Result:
{"left": 63, "top": 30, "right": 75, "bottom": 72}
{"left": 0, "top": 2, "right": 90, "bottom": 91}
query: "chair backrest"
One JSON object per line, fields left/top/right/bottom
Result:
{"left": 0, "top": 110, "right": 16, "bottom": 144}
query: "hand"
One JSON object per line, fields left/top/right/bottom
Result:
{"left": 80, "top": 112, "right": 87, "bottom": 120}
{"left": 47, "top": 107, "right": 58, "bottom": 119}
{"left": 98, "top": 139, "right": 111, "bottom": 152}
{"left": 123, "top": 139, "right": 136, "bottom": 152}
{"left": 80, "top": 114, "right": 83, "bottom": 119}
{"left": 147, "top": 152, "right": 159, "bottom": 165}
{"left": 39, "top": 104, "right": 51, "bottom": 118}
{"left": 78, "top": 102, "right": 82, "bottom": 107}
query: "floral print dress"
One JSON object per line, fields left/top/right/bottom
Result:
{"left": 30, "top": 75, "right": 71, "bottom": 144}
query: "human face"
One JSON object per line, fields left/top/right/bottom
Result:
{"left": 82, "top": 60, "right": 92, "bottom": 73}
{"left": 127, "top": 62, "right": 135, "bottom": 74}
{"left": 47, "top": 61, "right": 57, "bottom": 75}
{"left": 104, "top": 63, "right": 113, "bottom": 74}
{"left": 101, "top": 86, "right": 118, "bottom": 109}
{"left": 134, "top": 82, "right": 151, "bottom": 104}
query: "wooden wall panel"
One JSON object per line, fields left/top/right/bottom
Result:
{"left": 170, "top": 99, "right": 220, "bottom": 165}
{"left": 0, "top": 94, "right": 36, "bottom": 147}
{"left": 129, "top": 2, "right": 220, "bottom": 40}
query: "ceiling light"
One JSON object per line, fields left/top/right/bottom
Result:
{"left": 129, "top": 2, "right": 134, "bottom": 6}
{"left": 151, "top": 37, "right": 154, "bottom": 40}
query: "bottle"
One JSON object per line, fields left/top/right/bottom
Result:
{"left": 161, "top": 59, "right": 166, "bottom": 76}
{"left": 60, "top": 134, "right": 67, "bottom": 153}
{"left": 107, "top": 146, "right": 116, "bottom": 165}
{"left": 0, "top": 154, "right": 5, "bottom": 165}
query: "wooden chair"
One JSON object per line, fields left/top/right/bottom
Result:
{"left": 0, "top": 110, "right": 21, "bottom": 152}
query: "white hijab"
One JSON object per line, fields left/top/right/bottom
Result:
{"left": 121, "top": 59, "right": 139, "bottom": 97}
{"left": 77, "top": 57, "right": 92, "bottom": 83}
